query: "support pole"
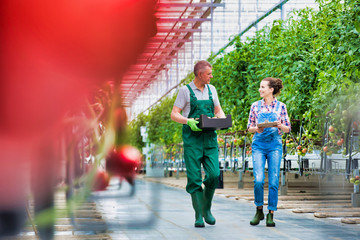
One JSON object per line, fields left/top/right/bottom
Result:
{"left": 352, "top": 169, "right": 360, "bottom": 207}
{"left": 280, "top": 170, "right": 287, "bottom": 195}
{"left": 26, "top": 199, "right": 39, "bottom": 238}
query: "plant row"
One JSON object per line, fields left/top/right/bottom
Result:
{"left": 129, "top": 0, "right": 360, "bottom": 158}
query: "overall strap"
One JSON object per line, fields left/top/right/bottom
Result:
{"left": 275, "top": 100, "right": 281, "bottom": 112}
{"left": 207, "top": 85, "right": 213, "bottom": 101}
{"left": 186, "top": 84, "right": 196, "bottom": 100}
{"left": 257, "top": 100, "right": 262, "bottom": 114}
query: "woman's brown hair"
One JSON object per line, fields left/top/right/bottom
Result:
{"left": 262, "top": 77, "right": 283, "bottom": 95}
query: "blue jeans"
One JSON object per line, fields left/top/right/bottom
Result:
{"left": 252, "top": 136, "right": 282, "bottom": 211}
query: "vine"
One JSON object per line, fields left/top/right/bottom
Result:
{"left": 129, "top": 0, "right": 360, "bottom": 155}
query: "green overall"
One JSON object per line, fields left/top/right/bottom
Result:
{"left": 183, "top": 84, "right": 219, "bottom": 194}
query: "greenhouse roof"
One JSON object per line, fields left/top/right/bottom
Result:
{"left": 120, "top": 0, "right": 223, "bottom": 107}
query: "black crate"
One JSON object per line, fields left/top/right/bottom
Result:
{"left": 197, "top": 114, "right": 232, "bottom": 130}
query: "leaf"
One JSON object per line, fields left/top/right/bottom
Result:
{"left": 128, "top": 0, "right": 360, "bottom": 148}
{"left": 310, "top": 65, "right": 316, "bottom": 72}
{"left": 354, "top": 20, "right": 360, "bottom": 33}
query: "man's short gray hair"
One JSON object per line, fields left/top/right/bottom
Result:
{"left": 194, "top": 60, "right": 212, "bottom": 77}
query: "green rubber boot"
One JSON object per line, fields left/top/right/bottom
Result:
{"left": 190, "top": 191, "right": 205, "bottom": 228}
{"left": 203, "top": 187, "right": 216, "bottom": 225}
{"left": 266, "top": 212, "right": 276, "bottom": 227}
{"left": 250, "top": 207, "right": 264, "bottom": 226}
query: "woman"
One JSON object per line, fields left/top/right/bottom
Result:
{"left": 247, "top": 77, "right": 290, "bottom": 227}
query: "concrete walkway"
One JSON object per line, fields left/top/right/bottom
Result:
{"left": 93, "top": 177, "right": 360, "bottom": 240}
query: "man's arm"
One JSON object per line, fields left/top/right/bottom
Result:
{"left": 214, "top": 105, "right": 226, "bottom": 118}
{"left": 171, "top": 105, "right": 188, "bottom": 124}
{"left": 171, "top": 105, "right": 202, "bottom": 131}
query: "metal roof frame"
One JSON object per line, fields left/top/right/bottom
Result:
{"left": 120, "top": 0, "right": 223, "bottom": 107}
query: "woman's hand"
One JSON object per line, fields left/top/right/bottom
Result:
{"left": 248, "top": 126, "right": 264, "bottom": 133}
{"left": 276, "top": 121, "right": 290, "bottom": 133}
{"left": 255, "top": 126, "right": 264, "bottom": 133}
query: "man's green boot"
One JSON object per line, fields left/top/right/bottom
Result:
{"left": 190, "top": 191, "right": 205, "bottom": 228}
{"left": 250, "top": 207, "right": 264, "bottom": 225}
{"left": 203, "top": 188, "right": 216, "bottom": 225}
{"left": 266, "top": 212, "right": 275, "bottom": 227}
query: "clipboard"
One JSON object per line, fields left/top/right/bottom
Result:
{"left": 257, "top": 121, "right": 278, "bottom": 128}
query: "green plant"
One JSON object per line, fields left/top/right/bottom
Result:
{"left": 129, "top": 0, "right": 360, "bottom": 153}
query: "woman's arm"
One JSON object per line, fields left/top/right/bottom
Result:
{"left": 247, "top": 102, "right": 263, "bottom": 133}
{"left": 276, "top": 121, "right": 290, "bottom": 133}
{"left": 278, "top": 104, "right": 291, "bottom": 133}
{"left": 248, "top": 126, "right": 264, "bottom": 133}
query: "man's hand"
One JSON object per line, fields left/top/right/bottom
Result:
{"left": 187, "top": 119, "right": 202, "bottom": 131}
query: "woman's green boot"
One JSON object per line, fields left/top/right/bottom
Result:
{"left": 266, "top": 212, "right": 276, "bottom": 227}
{"left": 250, "top": 207, "right": 264, "bottom": 225}
{"left": 190, "top": 191, "right": 205, "bottom": 228}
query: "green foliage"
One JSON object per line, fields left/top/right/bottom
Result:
{"left": 302, "top": 0, "right": 360, "bottom": 131}
{"left": 128, "top": 112, "right": 148, "bottom": 150}
{"left": 128, "top": 72, "right": 194, "bottom": 149}
{"left": 212, "top": 0, "right": 360, "bottom": 136}
{"left": 147, "top": 95, "right": 182, "bottom": 146}
{"left": 129, "top": 0, "right": 360, "bottom": 149}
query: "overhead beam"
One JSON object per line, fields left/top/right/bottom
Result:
{"left": 135, "top": 60, "right": 173, "bottom": 64}
{"left": 124, "top": 71, "right": 159, "bottom": 75}
{"left": 156, "top": 9, "right": 206, "bottom": 13}
{"left": 212, "top": 0, "right": 290, "bottom": 58}
{"left": 156, "top": 28, "right": 202, "bottom": 33}
{"left": 122, "top": 77, "right": 157, "bottom": 81}
{"left": 157, "top": 18, "right": 211, "bottom": 23}
{"left": 122, "top": 1, "right": 225, "bottom": 106}
{"left": 137, "top": 56, "right": 175, "bottom": 60}
{"left": 147, "top": 38, "right": 192, "bottom": 43}
{"left": 157, "top": 3, "right": 224, "bottom": 8}
{"left": 127, "top": 66, "right": 165, "bottom": 69}
{"left": 142, "top": 47, "right": 184, "bottom": 52}
{"left": 122, "top": 74, "right": 157, "bottom": 78}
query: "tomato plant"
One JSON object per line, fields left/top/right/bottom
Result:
{"left": 128, "top": 0, "right": 360, "bottom": 156}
